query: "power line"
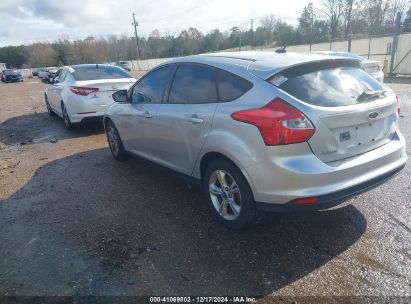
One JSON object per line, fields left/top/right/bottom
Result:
{"left": 140, "top": 10, "right": 301, "bottom": 33}
{"left": 139, "top": 0, "right": 216, "bottom": 23}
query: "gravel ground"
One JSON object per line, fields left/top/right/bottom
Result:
{"left": 0, "top": 76, "right": 410, "bottom": 301}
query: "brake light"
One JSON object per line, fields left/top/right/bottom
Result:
{"left": 70, "top": 86, "right": 99, "bottom": 96}
{"left": 231, "top": 98, "right": 315, "bottom": 145}
{"left": 396, "top": 95, "right": 400, "bottom": 116}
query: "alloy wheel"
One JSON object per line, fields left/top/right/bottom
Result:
{"left": 209, "top": 169, "right": 242, "bottom": 220}
{"left": 45, "top": 98, "right": 52, "bottom": 114}
{"left": 107, "top": 125, "right": 120, "bottom": 155}
{"left": 62, "top": 106, "right": 69, "bottom": 127}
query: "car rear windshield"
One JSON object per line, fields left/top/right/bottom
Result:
{"left": 272, "top": 61, "right": 386, "bottom": 107}
{"left": 72, "top": 66, "right": 132, "bottom": 81}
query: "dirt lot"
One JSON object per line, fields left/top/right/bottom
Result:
{"left": 0, "top": 75, "right": 410, "bottom": 301}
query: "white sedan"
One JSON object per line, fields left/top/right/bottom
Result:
{"left": 44, "top": 64, "right": 136, "bottom": 129}
{"left": 314, "top": 51, "right": 385, "bottom": 83}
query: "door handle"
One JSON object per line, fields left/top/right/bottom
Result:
{"left": 144, "top": 111, "right": 153, "bottom": 118}
{"left": 186, "top": 114, "right": 204, "bottom": 124}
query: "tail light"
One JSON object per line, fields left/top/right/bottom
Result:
{"left": 70, "top": 86, "right": 99, "bottom": 96}
{"left": 396, "top": 95, "right": 400, "bottom": 116}
{"left": 231, "top": 98, "right": 315, "bottom": 145}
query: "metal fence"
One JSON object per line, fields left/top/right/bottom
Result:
{"left": 130, "top": 58, "right": 174, "bottom": 71}
{"left": 263, "top": 33, "right": 411, "bottom": 76}
{"left": 128, "top": 33, "right": 411, "bottom": 76}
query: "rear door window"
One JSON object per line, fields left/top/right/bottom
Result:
{"left": 168, "top": 64, "right": 218, "bottom": 104}
{"left": 216, "top": 69, "right": 253, "bottom": 102}
{"left": 274, "top": 62, "right": 386, "bottom": 107}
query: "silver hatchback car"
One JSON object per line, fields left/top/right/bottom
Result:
{"left": 104, "top": 51, "right": 407, "bottom": 229}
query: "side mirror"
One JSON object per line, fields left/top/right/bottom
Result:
{"left": 112, "top": 90, "right": 128, "bottom": 102}
{"left": 51, "top": 78, "right": 58, "bottom": 84}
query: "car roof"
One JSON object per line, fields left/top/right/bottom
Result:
{"left": 165, "top": 51, "right": 358, "bottom": 80}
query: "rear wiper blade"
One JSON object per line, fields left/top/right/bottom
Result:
{"left": 356, "top": 90, "right": 386, "bottom": 102}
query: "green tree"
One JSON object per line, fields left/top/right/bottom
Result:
{"left": 298, "top": 4, "right": 314, "bottom": 43}
{"left": 320, "top": 0, "right": 345, "bottom": 39}
{"left": 202, "top": 29, "right": 224, "bottom": 52}
{"left": 178, "top": 27, "right": 203, "bottom": 55}
{"left": 273, "top": 20, "right": 296, "bottom": 46}
{"left": 0, "top": 46, "right": 28, "bottom": 68}
{"left": 403, "top": 6, "right": 411, "bottom": 32}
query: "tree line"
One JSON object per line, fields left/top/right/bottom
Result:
{"left": 1, "top": 0, "right": 410, "bottom": 69}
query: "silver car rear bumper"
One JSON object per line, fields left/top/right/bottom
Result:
{"left": 244, "top": 131, "right": 407, "bottom": 210}
{"left": 256, "top": 162, "right": 405, "bottom": 212}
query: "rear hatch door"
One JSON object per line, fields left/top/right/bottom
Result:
{"left": 308, "top": 100, "right": 397, "bottom": 163}
{"left": 269, "top": 59, "right": 398, "bottom": 163}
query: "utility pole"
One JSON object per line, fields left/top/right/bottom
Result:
{"left": 346, "top": 0, "right": 353, "bottom": 52}
{"left": 308, "top": 2, "right": 314, "bottom": 52}
{"left": 389, "top": 12, "right": 402, "bottom": 76}
{"left": 251, "top": 19, "right": 254, "bottom": 48}
{"left": 132, "top": 13, "right": 141, "bottom": 70}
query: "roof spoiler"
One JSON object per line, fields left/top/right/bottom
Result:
{"left": 267, "top": 58, "right": 361, "bottom": 81}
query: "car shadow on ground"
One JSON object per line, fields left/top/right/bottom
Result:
{"left": 0, "top": 112, "right": 105, "bottom": 146}
{"left": 0, "top": 148, "right": 367, "bottom": 296}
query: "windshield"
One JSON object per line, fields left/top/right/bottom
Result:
{"left": 5, "top": 70, "right": 20, "bottom": 75}
{"left": 72, "top": 65, "right": 132, "bottom": 81}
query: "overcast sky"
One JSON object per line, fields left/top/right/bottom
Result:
{"left": 0, "top": 0, "right": 316, "bottom": 47}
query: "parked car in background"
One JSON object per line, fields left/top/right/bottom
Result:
{"left": 38, "top": 67, "right": 56, "bottom": 79}
{"left": 314, "top": 51, "right": 384, "bottom": 83}
{"left": 0, "top": 70, "right": 7, "bottom": 81}
{"left": 1, "top": 70, "right": 23, "bottom": 83}
{"left": 44, "top": 64, "right": 136, "bottom": 129}
{"left": 114, "top": 61, "right": 131, "bottom": 71}
{"left": 32, "top": 68, "right": 39, "bottom": 77}
{"left": 105, "top": 51, "right": 406, "bottom": 229}
{"left": 47, "top": 67, "right": 59, "bottom": 82}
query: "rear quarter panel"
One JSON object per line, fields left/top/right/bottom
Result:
{"left": 192, "top": 79, "right": 278, "bottom": 178}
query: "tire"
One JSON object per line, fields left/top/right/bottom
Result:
{"left": 105, "top": 120, "right": 127, "bottom": 161}
{"left": 203, "top": 159, "right": 257, "bottom": 229}
{"left": 61, "top": 102, "right": 75, "bottom": 130}
{"left": 44, "top": 95, "right": 56, "bottom": 116}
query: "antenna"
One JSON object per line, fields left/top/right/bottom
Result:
{"left": 275, "top": 44, "right": 287, "bottom": 53}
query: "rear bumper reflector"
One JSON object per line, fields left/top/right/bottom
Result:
{"left": 77, "top": 111, "right": 97, "bottom": 115}
{"left": 291, "top": 197, "right": 319, "bottom": 205}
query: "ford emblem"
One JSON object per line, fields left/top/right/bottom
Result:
{"left": 368, "top": 112, "right": 379, "bottom": 119}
